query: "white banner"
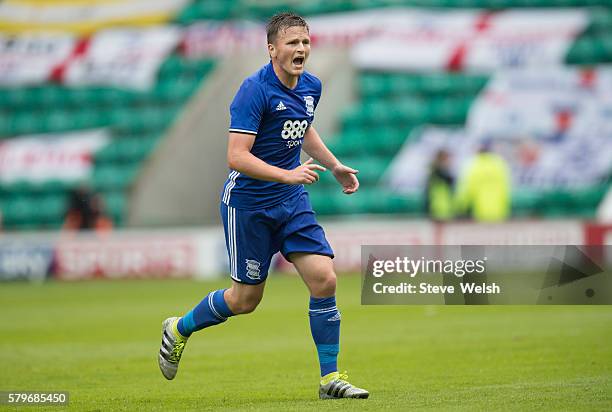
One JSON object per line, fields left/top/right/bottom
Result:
{"left": 55, "top": 236, "right": 197, "bottom": 280}
{"left": 0, "top": 129, "right": 109, "bottom": 183}
{"left": 384, "top": 128, "right": 467, "bottom": 194}
{"left": 62, "top": 26, "right": 181, "bottom": 90}
{"left": 468, "top": 67, "right": 612, "bottom": 138}
{"left": 0, "top": 33, "right": 74, "bottom": 86}
{"left": 180, "top": 10, "right": 385, "bottom": 58}
{"left": 180, "top": 8, "right": 585, "bottom": 64}
{"left": 384, "top": 126, "right": 612, "bottom": 191}
{"left": 53, "top": 228, "right": 225, "bottom": 280}
{"left": 350, "top": 9, "right": 587, "bottom": 72}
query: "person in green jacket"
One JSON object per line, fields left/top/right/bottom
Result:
{"left": 425, "top": 149, "right": 455, "bottom": 221}
{"left": 456, "top": 142, "right": 511, "bottom": 222}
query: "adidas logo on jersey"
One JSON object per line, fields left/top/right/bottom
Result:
{"left": 276, "top": 101, "right": 287, "bottom": 111}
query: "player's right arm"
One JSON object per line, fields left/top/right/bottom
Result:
{"left": 227, "top": 132, "right": 325, "bottom": 185}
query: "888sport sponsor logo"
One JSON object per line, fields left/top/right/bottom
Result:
{"left": 281, "top": 120, "right": 308, "bottom": 148}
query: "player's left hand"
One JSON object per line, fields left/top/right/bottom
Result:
{"left": 332, "top": 164, "right": 359, "bottom": 194}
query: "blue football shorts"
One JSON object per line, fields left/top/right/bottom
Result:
{"left": 220, "top": 191, "right": 334, "bottom": 284}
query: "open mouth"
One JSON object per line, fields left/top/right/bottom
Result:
{"left": 292, "top": 56, "right": 304, "bottom": 66}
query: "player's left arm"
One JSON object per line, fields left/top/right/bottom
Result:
{"left": 302, "top": 125, "right": 359, "bottom": 194}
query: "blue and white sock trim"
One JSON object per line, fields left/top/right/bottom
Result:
{"left": 309, "top": 306, "right": 338, "bottom": 314}
{"left": 208, "top": 291, "right": 226, "bottom": 321}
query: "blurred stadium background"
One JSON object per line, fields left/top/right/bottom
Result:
{"left": 0, "top": 1, "right": 611, "bottom": 410}
{"left": 0, "top": 0, "right": 610, "bottom": 280}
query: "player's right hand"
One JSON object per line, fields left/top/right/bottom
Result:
{"left": 285, "top": 158, "right": 326, "bottom": 185}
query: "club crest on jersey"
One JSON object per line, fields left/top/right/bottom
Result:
{"left": 304, "top": 96, "right": 314, "bottom": 116}
{"left": 245, "top": 259, "right": 261, "bottom": 280}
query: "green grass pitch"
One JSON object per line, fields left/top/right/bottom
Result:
{"left": 1, "top": 274, "right": 610, "bottom": 411}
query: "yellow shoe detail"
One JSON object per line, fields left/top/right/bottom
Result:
{"left": 172, "top": 318, "right": 189, "bottom": 340}
{"left": 320, "top": 371, "right": 340, "bottom": 385}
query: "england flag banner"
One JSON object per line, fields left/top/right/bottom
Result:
{"left": 351, "top": 9, "right": 587, "bottom": 72}
{"left": 0, "top": 33, "right": 75, "bottom": 86}
{"left": 61, "top": 26, "right": 181, "bottom": 90}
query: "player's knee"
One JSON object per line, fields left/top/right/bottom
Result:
{"left": 229, "top": 294, "right": 262, "bottom": 314}
{"left": 323, "top": 273, "right": 337, "bottom": 295}
{"left": 225, "top": 283, "right": 265, "bottom": 314}
{"left": 313, "top": 272, "right": 336, "bottom": 297}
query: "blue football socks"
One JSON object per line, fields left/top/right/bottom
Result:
{"left": 177, "top": 289, "right": 235, "bottom": 337}
{"left": 309, "top": 296, "right": 340, "bottom": 377}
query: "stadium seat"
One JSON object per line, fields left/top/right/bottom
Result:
{"left": 2, "top": 196, "right": 40, "bottom": 226}
{"left": 92, "top": 164, "right": 138, "bottom": 191}
{"left": 37, "top": 194, "right": 68, "bottom": 225}
{"left": 101, "top": 190, "right": 127, "bottom": 225}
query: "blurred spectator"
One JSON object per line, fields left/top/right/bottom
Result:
{"left": 90, "top": 194, "right": 113, "bottom": 232}
{"left": 63, "top": 186, "right": 113, "bottom": 233}
{"left": 425, "top": 149, "right": 455, "bottom": 221}
{"left": 63, "top": 186, "right": 92, "bottom": 230}
{"left": 456, "top": 142, "right": 511, "bottom": 222}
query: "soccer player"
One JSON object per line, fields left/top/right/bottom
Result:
{"left": 158, "top": 12, "right": 369, "bottom": 400}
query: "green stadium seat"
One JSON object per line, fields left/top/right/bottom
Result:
{"left": 37, "top": 194, "right": 67, "bottom": 224}
{"left": 361, "top": 188, "right": 424, "bottom": 215}
{"left": 177, "top": 0, "right": 235, "bottom": 23}
{"left": 360, "top": 72, "right": 488, "bottom": 97}
{"left": 95, "top": 136, "right": 155, "bottom": 164}
{"left": 584, "top": 8, "right": 612, "bottom": 34}
{"left": 307, "top": 188, "right": 342, "bottom": 215}
{"left": 337, "top": 156, "right": 389, "bottom": 185}
{"left": 92, "top": 164, "right": 138, "bottom": 191}
{"left": 511, "top": 190, "right": 542, "bottom": 217}
{"left": 568, "top": 185, "right": 608, "bottom": 212}
{"left": 309, "top": 186, "right": 424, "bottom": 216}
{"left": 2, "top": 196, "right": 40, "bottom": 226}
{"left": 101, "top": 190, "right": 126, "bottom": 224}
{"left": 566, "top": 34, "right": 612, "bottom": 65}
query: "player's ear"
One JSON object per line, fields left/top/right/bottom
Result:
{"left": 268, "top": 43, "right": 276, "bottom": 58}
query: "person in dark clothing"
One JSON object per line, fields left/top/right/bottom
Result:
{"left": 63, "top": 186, "right": 112, "bottom": 232}
{"left": 425, "top": 149, "right": 455, "bottom": 221}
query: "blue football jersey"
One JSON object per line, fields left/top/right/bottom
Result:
{"left": 221, "top": 62, "right": 322, "bottom": 210}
